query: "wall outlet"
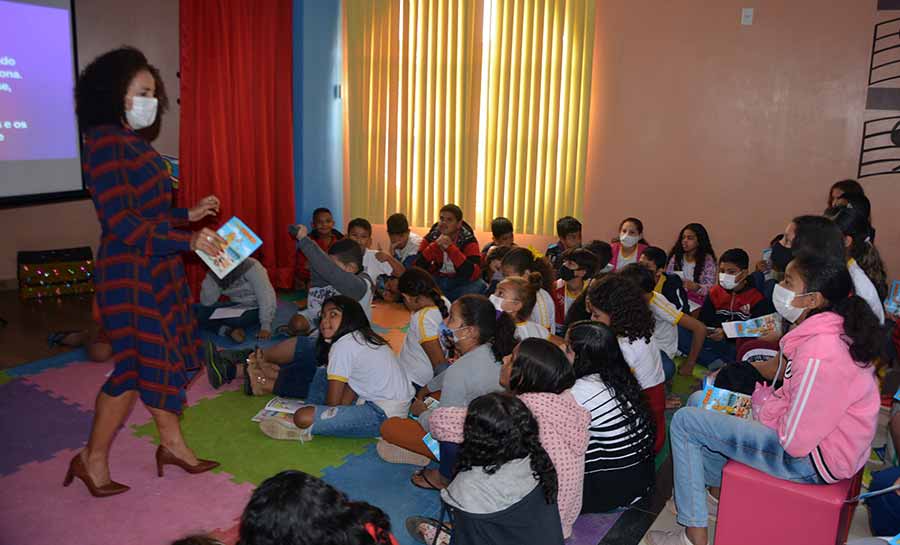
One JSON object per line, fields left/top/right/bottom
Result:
{"left": 741, "top": 7, "right": 754, "bottom": 25}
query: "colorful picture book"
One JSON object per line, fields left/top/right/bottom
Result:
{"left": 250, "top": 397, "right": 308, "bottom": 423}
{"left": 721, "top": 313, "right": 781, "bottom": 339}
{"left": 196, "top": 216, "right": 262, "bottom": 279}
{"left": 422, "top": 432, "right": 441, "bottom": 461}
{"left": 885, "top": 280, "right": 900, "bottom": 315}
{"left": 250, "top": 409, "right": 296, "bottom": 424}
{"left": 700, "top": 382, "right": 753, "bottom": 420}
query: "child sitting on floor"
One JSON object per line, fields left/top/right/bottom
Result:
{"left": 587, "top": 274, "right": 666, "bottom": 454}
{"left": 492, "top": 274, "right": 551, "bottom": 341}
{"left": 609, "top": 217, "right": 649, "bottom": 271}
{"left": 386, "top": 213, "right": 422, "bottom": 269}
{"left": 197, "top": 256, "right": 277, "bottom": 342}
{"left": 584, "top": 240, "right": 613, "bottom": 274}
{"left": 259, "top": 296, "right": 413, "bottom": 440}
{"left": 238, "top": 470, "right": 399, "bottom": 545}
{"left": 553, "top": 248, "right": 598, "bottom": 336}
{"left": 647, "top": 252, "right": 882, "bottom": 545}
{"left": 666, "top": 223, "right": 717, "bottom": 310}
{"left": 426, "top": 339, "right": 590, "bottom": 539}
{"left": 546, "top": 216, "right": 582, "bottom": 273}
{"left": 691, "top": 248, "right": 772, "bottom": 371}
{"left": 565, "top": 320, "right": 656, "bottom": 513}
{"left": 640, "top": 245, "right": 690, "bottom": 312}
{"left": 501, "top": 247, "right": 556, "bottom": 333}
{"left": 347, "top": 217, "right": 405, "bottom": 296}
{"left": 396, "top": 267, "right": 450, "bottom": 388}
{"left": 481, "top": 216, "right": 515, "bottom": 259}
{"left": 408, "top": 392, "right": 565, "bottom": 545}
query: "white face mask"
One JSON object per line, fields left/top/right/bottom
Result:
{"left": 719, "top": 273, "right": 738, "bottom": 290}
{"left": 126, "top": 96, "right": 158, "bottom": 130}
{"left": 772, "top": 283, "right": 807, "bottom": 323}
{"left": 489, "top": 294, "right": 507, "bottom": 313}
{"left": 620, "top": 234, "right": 640, "bottom": 248}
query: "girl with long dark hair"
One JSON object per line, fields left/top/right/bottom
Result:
{"left": 666, "top": 223, "right": 717, "bottom": 309}
{"left": 396, "top": 267, "right": 451, "bottom": 388}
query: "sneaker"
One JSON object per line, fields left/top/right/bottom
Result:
{"left": 666, "top": 491, "right": 719, "bottom": 522}
{"left": 645, "top": 528, "right": 694, "bottom": 545}
{"left": 206, "top": 342, "right": 246, "bottom": 389}
{"left": 260, "top": 417, "right": 313, "bottom": 442}
{"left": 376, "top": 439, "right": 431, "bottom": 466}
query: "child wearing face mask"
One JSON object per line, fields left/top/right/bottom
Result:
{"left": 493, "top": 274, "right": 551, "bottom": 341}
{"left": 647, "top": 252, "right": 882, "bottom": 545}
{"left": 610, "top": 217, "right": 649, "bottom": 271}
{"left": 688, "top": 249, "right": 773, "bottom": 370}
{"left": 553, "top": 248, "right": 598, "bottom": 336}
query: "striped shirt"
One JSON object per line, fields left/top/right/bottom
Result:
{"left": 570, "top": 375, "right": 653, "bottom": 474}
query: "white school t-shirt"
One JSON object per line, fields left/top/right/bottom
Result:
{"left": 364, "top": 249, "right": 395, "bottom": 280}
{"left": 848, "top": 258, "right": 885, "bottom": 325}
{"left": 398, "top": 298, "right": 451, "bottom": 387}
{"left": 618, "top": 336, "right": 665, "bottom": 390}
{"left": 326, "top": 331, "right": 415, "bottom": 417}
{"left": 649, "top": 292, "right": 683, "bottom": 359}
{"left": 530, "top": 288, "right": 556, "bottom": 333}
{"left": 515, "top": 320, "right": 551, "bottom": 341}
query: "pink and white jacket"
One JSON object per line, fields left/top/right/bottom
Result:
{"left": 756, "top": 312, "right": 879, "bottom": 484}
{"left": 609, "top": 241, "right": 648, "bottom": 271}
{"left": 430, "top": 391, "right": 590, "bottom": 539}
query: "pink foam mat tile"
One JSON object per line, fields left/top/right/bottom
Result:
{"left": 0, "top": 433, "right": 255, "bottom": 545}
{"left": 23, "top": 361, "right": 240, "bottom": 429}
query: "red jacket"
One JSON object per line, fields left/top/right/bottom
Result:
{"left": 415, "top": 221, "right": 482, "bottom": 281}
{"left": 700, "top": 284, "right": 771, "bottom": 329}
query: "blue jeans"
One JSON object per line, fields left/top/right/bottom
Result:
{"left": 660, "top": 350, "right": 675, "bottom": 381}
{"left": 304, "top": 368, "right": 388, "bottom": 438}
{"left": 867, "top": 465, "right": 900, "bottom": 536}
{"left": 435, "top": 276, "right": 487, "bottom": 301}
{"left": 274, "top": 336, "right": 319, "bottom": 398}
{"left": 678, "top": 328, "right": 736, "bottom": 369}
{"left": 670, "top": 407, "right": 823, "bottom": 528}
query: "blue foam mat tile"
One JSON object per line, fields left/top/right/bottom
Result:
{"left": 320, "top": 444, "right": 442, "bottom": 545}
{"left": 5, "top": 348, "right": 88, "bottom": 377}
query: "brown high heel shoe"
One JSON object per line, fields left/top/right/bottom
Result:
{"left": 62, "top": 453, "right": 130, "bottom": 498}
{"left": 155, "top": 445, "right": 220, "bottom": 477}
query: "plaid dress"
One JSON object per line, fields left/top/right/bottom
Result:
{"left": 84, "top": 125, "right": 201, "bottom": 413}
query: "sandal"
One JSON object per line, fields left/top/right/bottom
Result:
{"left": 410, "top": 469, "right": 445, "bottom": 491}
{"left": 405, "top": 516, "right": 452, "bottom": 545}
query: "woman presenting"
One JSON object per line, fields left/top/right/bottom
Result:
{"left": 67, "top": 47, "right": 222, "bottom": 497}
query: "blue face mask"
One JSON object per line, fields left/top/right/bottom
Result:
{"left": 439, "top": 322, "right": 462, "bottom": 351}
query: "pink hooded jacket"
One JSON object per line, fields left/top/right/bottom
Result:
{"left": 430, "top": 391, "right": 590, "bottom": 539}
{"left": 756, "top": 311, "right": 879, "bottom": 484}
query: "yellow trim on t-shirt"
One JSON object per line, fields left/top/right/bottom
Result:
{"left": 650, "top": 292, "right": 683, "bottom": 324}
{"left": 327, "top": 374, "right": 348, "bottom": 383}
{"left": 417, "top": 307, "right": 439, "bottom": 343}
{"left": 654, "top": 275, "right": 665, "bottom": 293}
{"left": 847, "top": 257, "right": 856, "bottom": 268}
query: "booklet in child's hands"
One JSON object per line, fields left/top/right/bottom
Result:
{"left": 885, "top": 280, "right": 900, "bottom": 315}
{"left": 197, "top": 216, "right": 263, "bottom": 279}
{"left": 700, "top": 381, "right": 753, "bottom": 420}
{"left": 721, "top": 313, "right": 781, "bottom": 339}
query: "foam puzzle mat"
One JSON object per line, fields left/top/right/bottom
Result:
{"left": 0, "top": 298, "right": 626, "bottom": 545}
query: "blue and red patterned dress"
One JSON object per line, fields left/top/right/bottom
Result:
{"left": 83, "top": 125, "right": 201, "bottom": 413}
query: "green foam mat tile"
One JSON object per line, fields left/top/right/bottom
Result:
{"left": 132, "top": 390, "right": 373, "bottom": 485}
{"left": 0, "top": 371, "right": 12, "bottom": 386}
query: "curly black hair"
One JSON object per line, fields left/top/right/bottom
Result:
{"left": 668, "top": 223, "right": 716, "bottom": 283}
{"left": 75, "top": 47, "right": 169, "bottom": 137}
{"left": 566, "top": 321, "right": 655, "bottom": 454}
{"left": 587, "top": 274, "right": 654, "bottom": 343}
{"left": 315, "top": 296, "right": 389, "bottom": 365}
{"left": 456, "top": 392, "right": 558, "bottom": 504}
{"left": 239, "top": 470, "right": 394, "bottom": 545}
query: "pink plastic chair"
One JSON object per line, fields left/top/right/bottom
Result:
{"left": 714, "top": 460, "right": 861, "bottom": 545}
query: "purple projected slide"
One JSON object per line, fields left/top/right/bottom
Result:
{"left": 0, "top": 0, "right": 79, "bottom": 161}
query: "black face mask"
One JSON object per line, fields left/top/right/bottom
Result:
{"left": 558, "top": 266, "right": 576, "bottom": 282}
{"left": 770, "top": 241, "right": 792, "bottom": 272}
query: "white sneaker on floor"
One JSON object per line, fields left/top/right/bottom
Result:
{"left": 645, "top": 528, "right": 694, "bottom": 545}
{"left": 666, "top": 491, "right": 719, "bottom": 522}
{"left": 260, "top": 417, "right": 313, "bottom": 442}
{"left": 376, "top": 439, "right": 431, "bottom": 466}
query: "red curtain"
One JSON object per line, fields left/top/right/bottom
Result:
{"left": 179, "top": 0, "right": 296, "bottom": 293}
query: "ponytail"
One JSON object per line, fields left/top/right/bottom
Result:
{"left": 456, "top": 294, "right": 517, "bottom": 362}
{"left": 502, "top": 247, "right": 555, "bottom": 293}
{"left": 499, "top": 274, "right": 541, "bottom": 321}
{"left": 792, "top": 252, "right": 885, "bottom": 366}
{"left": 429, "top": 288, "right": 450, "bottom": 318}
{"left": 854, "top": 241, "right": 889, "bottom": 301}
{"left": 827, "top": 205, "right": 889, "bottom": 300}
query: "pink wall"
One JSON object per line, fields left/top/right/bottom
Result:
{"left": 0, "top": 0, "right": 179, "bottom": 283}
{"left": 585, "top": 0, "right": 899, "bottom": 278}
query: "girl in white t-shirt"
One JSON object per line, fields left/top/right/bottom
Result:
{"left": 587, "top": 274, "right": 666, "bottom": 453}
{"left": 501, "top": 247, "right": 556, "bottom": 334}
{"left": 491, "top": 274, "right": 551, "bottom": 341}
{"left": 397, "top": 267, "right": 451, "bottom": 387}
{"left": 260, "top": 295, "right": 414, "bottom": 441}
